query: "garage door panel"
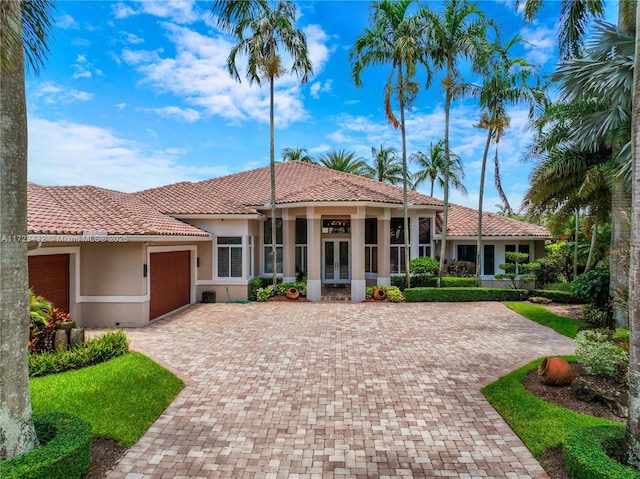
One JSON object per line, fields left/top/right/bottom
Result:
{"left": 149, "top": 251, "right": 190, "bottom": 320}
{"left": 28, "top": 254, "right": 70, "bottom": 313}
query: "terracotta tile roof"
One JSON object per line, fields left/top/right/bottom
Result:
{"left": 197, "top": 161, "right": 443, "bottom": 207}
{"left": 436, "top": 203, "right": 550, "bottom": 237}
{"left": 28, "top": 183, "right": 210, "bottom": 237}
{"left": 133, "top": 181, "right": 258, "bottom": 215}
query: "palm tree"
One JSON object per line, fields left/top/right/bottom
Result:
{"left": 474, "top": 33, "right": 539, "bottom": 286}
{"left": 281, "top": 147, "right": 314, "bottom": 163}
{"left": 351, "top": 0, "right": 430, "bottom": 288}
{"left": 212, "top": 0, "right": 312, "bottom": 288}
{"left": 365, "top": 143, "right": 403, "bottom": 185}
{"left": 316, "top": 149, "right": 370, "bottom": 175}
{"left": 411, "top": 140, "right": 466, "bottom": 197}
{"left": 1, "top": 0, "right": 55, "bottom": 460}
{"left": 422, "top": 0, "right": 486, "bottom": 285}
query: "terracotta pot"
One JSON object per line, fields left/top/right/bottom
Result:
{"left": 538, "top": 357, "right": 576, "bottom": 386}
{"left": 286, "top": 287, "right": 300, "bottom": 300}
{"left": 372, "top": 288, "right": 387, "bottom": 301}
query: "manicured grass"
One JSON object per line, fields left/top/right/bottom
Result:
{"left": 30, "top": 352, "right": 184, "bottom": 446}
{"left": 481, "top": 358, "right": 619, "bottom": 458}
{"left": 503, "top": 301, "right": 589, "bottom": 338}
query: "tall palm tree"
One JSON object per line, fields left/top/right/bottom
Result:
{"left": 351, "top": 0, "right": 430, "bottom": 288}
{"left": 365, "top": 143, "right": 403, "bottom": 185}
{"left": 474, "top": 33, "right": 539, "bottom": 286}
{"left": 1, "top": 0, "right": 55, "bottom": 460}
{"left": 422, "top": 0, "right": 486, "bottom": 285}
{"left": 212, "top": 0, "right": 312, "bottom": 287}
{"left": 316, "top": 149, "right": 370, "bottom": 175}
{"left": 411, "top": 140, "right": 466, "bottom": 197}
{"left": 627, "top": 5, "right": 640, "bottom": 464}
{"left": 281, "top": 146, "right": 314, "bottom": 163}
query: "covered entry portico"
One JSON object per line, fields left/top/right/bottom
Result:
{"left": 278, "top": 204, "right": 436, "bottom": 302}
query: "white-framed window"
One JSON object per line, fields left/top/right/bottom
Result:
{"left": 217, "top": 237, "right": 242, "bottom": 278}
{"left": 264, "top": 218, "right": 283, "bottom": 274}
{"left": 365, "top": 218, "right": 378, "bottom": 273}
{"left": 390, "top": 218, "right": 409, "bottom": 274}
{"left": 418, "top": 217, "right": 432, "bottom": 257}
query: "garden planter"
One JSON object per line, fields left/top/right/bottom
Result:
{"left": 286, "top": 287, "right": 300, "bottom": 300}
{"left": 372, "top": 288, "right": 387, "bottom": 301}
{"left": 538, "top": 357, "right": 576, "bottom": 386}
{"left": 55, "top": 319, "right": 76, "bottom": 333}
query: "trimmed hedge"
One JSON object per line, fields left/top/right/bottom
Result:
{"left": 404, "top": 287, "right": 529, "bottom": 302}
{"left": 391, "top": 275, "right": 475, "bottom": 291}
{"left": 0, "top": 412, "right": 92, "bottom": 479}
{"left": 529, "top": 289, "right": 577, "bottom": 304}
{"left": 563, "top": 425, "right": 640, "bottom": 479}
{"left": 29, "top": 329, "right": 129, "bottom": 378}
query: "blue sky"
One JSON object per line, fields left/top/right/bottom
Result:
{"left": 26, "top": 0, "right": 618, "bottom": 212}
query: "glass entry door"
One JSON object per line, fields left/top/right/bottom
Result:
{"left": 322, "top": 239, "right": 350, "bottom": 284}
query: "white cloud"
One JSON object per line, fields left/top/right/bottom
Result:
{"left": 521, "top": 25, "right": 556, "bottom": 66}
{"left": 303, "top": 24, "right": 333, "bottom": 75}
{"left": 28, "top": 117, "right": 228, "bottom": 192}
{"left": 56, "top": 14, "right": 77, "bottom": 29}
{"left": 112, "top": 0, "right": 201, "bottom": 24}
{"left": 29, "top": 81, "right": 94, "bottom": 104}
{"left": 310, "top": 79, "right": 333, "bottom": 99}
{"left": 112, "top": 2, "right": 137, "bottom": 19}
{"left": 147, "top": 106, "right": 201, "bottom": 122}
{"left": 115, "top": 102, "right": 127, "bottom": 110}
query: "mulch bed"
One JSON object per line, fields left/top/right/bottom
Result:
{"left": 522, "top": 362, "right": 626, "bottom": 479}
{"left": 87, "top": 437, "right": 127, "bottom": 478}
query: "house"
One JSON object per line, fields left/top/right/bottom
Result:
{"left": 26, "top": 161, "right": 549, "bottom": 327}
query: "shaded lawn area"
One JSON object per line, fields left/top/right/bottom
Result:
{"left": 503, "top": 301, "right": 589, "bottom": 338}
{"left": 482, "top": 358, "right": 617, "bottom": 458}
{"left": 30, "top": 352, "right": 184, "bottom": 446}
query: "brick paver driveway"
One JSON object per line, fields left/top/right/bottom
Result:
{"left": 107, "top": 302, "right": 576, "bottom": 479}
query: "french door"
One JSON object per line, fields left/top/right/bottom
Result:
{"left": 322, "top": 239, "right": 350, "bottom": 284}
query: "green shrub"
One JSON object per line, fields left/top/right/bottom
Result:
{"left": 529, "top": 289, "right": 577, "bottom": 304}
{"left": 365, "top": 285, "right": 404, "bottom": 302}
{"left": 256, "top": 285, "right": 275, "bottom": 302}
{"left": 405, "top": 287, "right": 528, "bottom": 302}
{"left": 409, "top": 256, "right": 439, "bottom": 275}
{"left": 0, "top": 412, "right": 92, "bottom": 479}
{"left": 572, "top": 268, "right": 610, "bottom": 307}
{"left": 249, "top": 277, "right": 275, "bottom": 300}
{"left": 563, "top": 425, "right": 639, "bottom": 479}
{"left": 391, "top": 275, "right": 475, "bottom": 290}
{"left": 544, "top": 281, "right": 573, "bottom": 292}
{"left": 441, "top": 277, "right": 475, "bottom": 287}
{"left": 574, "top": 329, "right": 628, "bottom": 380}
{"left": 581, "top": 304, "right": 611, "bottom": 327}
{"left": 29, "top": 330, "right": 130, "bottom": 378}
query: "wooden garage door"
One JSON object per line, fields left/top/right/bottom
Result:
{"left": 149, "top": 251, "right": 190, "bottom": 320}
{"left": 28, "top": 254, "right": 70, "bottom": 312}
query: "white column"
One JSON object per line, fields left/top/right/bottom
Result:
{"left": 306, "top": 207, "right": 321, "bottom": 301}
{"left": 410, "top": 211, "right": 420, "bottom": 260}
{"left": 282, "top": 211, "right": 296, "bottom": 282}
{"left": 350, "top": 207, "right": 366, "bottom": 302}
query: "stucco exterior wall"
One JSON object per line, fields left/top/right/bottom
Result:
{"left": 81, "top": 242, "right": 145, "bottom": 296}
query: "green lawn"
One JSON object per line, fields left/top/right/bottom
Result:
{"left": 30, "top": 352, "right": 184, "bottom": 446}
{"left": 481, "top": 358, "right": 619, "bottom": 458}
{"left": 503, "top": 301, "right": 589, "bottom": 338}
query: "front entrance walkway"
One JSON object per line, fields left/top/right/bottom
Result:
{"left": 107, "top": 302, "right": 575, "bottom": 479}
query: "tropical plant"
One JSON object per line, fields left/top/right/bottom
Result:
{"left": 351, "top": 0, "right": 431, "bottom": 289}
{"left": 316, "top": 148, "right": 370, "bottom": 175}
{"left": 571, "top": 267, "right": 611, "bottom": 308}
{"left": 495, "top": 251, "right": 536, "bottom": 289}
{"left": 364, "top": 143, "right": 403, "bottom": 185}
{"left": 281, "top": 146, "right": 314, "bottom": 163}
{"left": 410, "top": 140, "right": 466, "bottom": 197}
{"left": 474, "top": 32, "right": 539, "bottom": 286}
{"left": 212, "top": 0, "right": 313, "bottom": 288}
{"left": 409, "top": 256, "right": 439, "bottom": 276}
{"left": 421, "top": 0, "right": 486, "bottom": 285}
{"left": 1, "top": 0, "right": 55, "bottom": 460}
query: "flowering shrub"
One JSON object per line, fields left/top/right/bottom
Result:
{"left": 29, "top": 291, "right": 54, "bottom": 353}
{"left": 575, "top": 328, "right": 628, "bottom": 380}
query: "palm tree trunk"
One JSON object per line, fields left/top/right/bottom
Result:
{"left": 438, "top": 67, "right": 453, "bottom": 286}
{"left": 398, "top": 67, "right": 410, "bottom": 289}
{"left": 573, "top": 209, "right": 579, "bottom": 280}
{"left": 624, "top": 3, "right": 640, "bottom": 464}
{"left": 475, "top": 129, "right": 492, "bottom": 287}
{"left": 270, "top": 74, "right": 277, "bottom": 287}
{"left": 493, "top": 142, "right": 512, "bottom": 215}
{"left": 430, "top": 178, "right": 435, "bottom": 197}
{"left": 0, "top": 0, "right": 39, "bottom": 460}
{"left": 585, "top": 222, "right": 597, "bottom": 272}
